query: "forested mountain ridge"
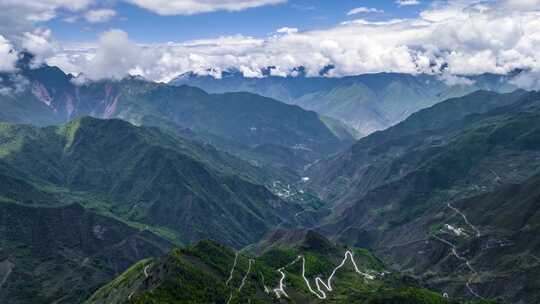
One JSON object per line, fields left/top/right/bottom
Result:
{"left": 171, "top": 70, "right": 518, "bottom": 137}
{"left": 0, "top": 202, "right": 173, "bottom": 304}
{"left": 0, "top": 58, "right": 354, "bottom": 169}
{"left": 86, "top": 232, "right": 493, "bottom": 304}
{"left": 305, "top": 90, "right": 540, "bottom": 303}
{"left": 0, "top": 117, "right": 306, "bottom": 248}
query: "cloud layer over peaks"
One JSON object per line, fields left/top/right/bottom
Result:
{"left": 39, "top": 0, "right": 539, "bottom": 87}
{"left": 0, "top": 35, "right": 18, "bottom": 72}
{"left": 126, "top": 0, "right": 287, "bottom": 15}
{"left": 1, "top": 0, "right": 540, "bottom": 91}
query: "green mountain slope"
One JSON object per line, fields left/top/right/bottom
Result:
{"left": 171, "top": 71, "right": 518, "bottom": 137}
{"left": 0, "top": 61, "right": 354, "bottom": 169}
{"left": 305, "top": 90, "right": 540, "bottom": 302}
{"left": 0, "top": 117, "right": 302, "bottom": 248}
{"left": 0, "top": 202, "right": 172, "bottom": 304}
{"left": 86, "top": 232, "right": 490, "bottom": 304}
{"left": 306, "top": 90, "right": 529, "bottom": 207}
{"left": 381, "top": 173, "right": 540, "bottom": 304}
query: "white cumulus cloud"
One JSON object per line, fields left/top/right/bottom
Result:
{"left": 21, "top": 28, "right": 56, "bottom": 58}
{"left": 502, "top": 0, "right": 540, "bottom": 9}
{"left": 396, "top": 0, "right": 421, "bottom": 6}
{"left": 66, "top": 29, "right": 143, "bottom": 81}
{"left": 0, "top": 0, "right": 93, "bottom": 42}
{"left": 85, "top": 9, "right": 117, "bottom": 23}
{"left": 438, "top": 73, "right": 476, "bottom": 86}
{"left": 347, "top": 7, "right": 384, "bottom": 15}
{"left": 276, "top": 27, "right": 298, "bottom": 34}
{"left": 510, "top": 70, "right": 540, "bottom": 90}
{"left": 0, "top": 35, "right": 18, "bottom": 71}
{"left": 1, "top": 0, "right": 537, "bottom": 91}
{"left": 125, "top": 0, "right": 287, "bottom": 15}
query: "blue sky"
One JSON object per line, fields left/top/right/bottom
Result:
{"left": 2, "top": 0, "right": 539, "bottom": 88}
{"left": 46, "top": 0, "right": 430, "bottom": 43}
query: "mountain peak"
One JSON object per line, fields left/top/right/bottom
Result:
{"left": 15, "top": 51, "right": 36, "bottom": 70}
{"left": 252, "top": 228, "right": 339, "bottom": 255}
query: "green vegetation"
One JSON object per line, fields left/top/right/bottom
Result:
{"left": 308, "top": 90, "right": 540, "bottom": 303}
{"left": 87, "top": 233, "right": 490, "bottom": 304}
{"left": 0, "top": 117, "right": 305, "bottom": 249}
{"left": 171, "top": 71, "right": 518, "bottom": 137}
{"left": 1, "top": 61, "right": 532, "bottom": 304}
{"left": 1, "top": 64, "right": 355, "bottom": 171}
{"left": 0, "top": 116, "right": 311, "bottom": 304}
{"left": 0, "top": 202, "right": 171, "bottom": 304}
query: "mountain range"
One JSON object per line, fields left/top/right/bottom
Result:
{"left": 306, "top": 90, "right": 540, "bottom": 303}
{"left": 0, "top": 55, "right": 354, "bottom": 171}
{"left": 171, "top": 70, "right": 519, "bottom": 137}
{"left": 85, "top": 231, "right": 492, "bottom": 304}
{"left": 0, "top": 115, "right": 319, "bottom": 303}
{"left": 0, "top": 57, "right": 538, "bottom": 304}
{"left": 0, "top": 117, "right": 309, "bottom": 248}
{"left": 0, "top": 202, "right": 172, "bottom": 304}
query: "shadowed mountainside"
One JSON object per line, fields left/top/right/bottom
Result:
{"left": 305, "top": 90, "right": 540, "bottom": 303}
{"left": 0, "top": 117, "right": 303, "bottom": 248}
{"left": 0, "top": 202, "right": 172, "bottom": 304}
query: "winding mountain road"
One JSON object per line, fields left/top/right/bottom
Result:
{"left": 259, "top": 271, "right": 271, "bottom": 293}
{"left": 238, "top": 259, "right": 254, "bottom": 292}
{"left": 226, "top": 252, "right": 239, "bottom": 286}
{"left": 227, "top": 256, "right": 255, "bottom": 304}
{"left": 432, "top": 233, "right": 483, "bottom": 299}
{"left": 447, "top": 203, "right": 481, "bottom": 237}
{"left": 425, "top": 202, "right": 487, "bottom": 299}
{"left": 273, "top": 251, "right": 374, "bottom": 300}
{"left": 0, "top": 260, "right": 13, "bottom": 290}
{"left": 143, "top": 265, "right": 151, "bottom": 278}
{"left": 301, "top": 251, "right": 374, "bottom": 299}
{"left": 489, "top": 169, "right": 502, "bottom": 184}
{"left": 225, "top": 249, "right": 374, "bottom": 301}
{"left": 273, "top": 256, "right": 302, "bottom": 299}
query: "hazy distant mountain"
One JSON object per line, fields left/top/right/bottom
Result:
{"left": 0, "top": 60, "right": 354, "bottom": 169}
{"left": 306, "top": 89, "right": 540, "bottom": 303}
{"left": 171, "top": 70, "right": 519, "bottom": 137}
